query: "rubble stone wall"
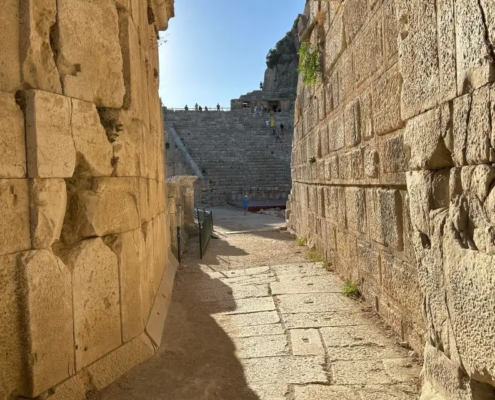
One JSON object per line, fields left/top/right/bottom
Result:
{"left": 0, "top": 0, "right": 176, "bottom": 399}
{"left": 288, "top": 0, "right": 495, "bottom": 397}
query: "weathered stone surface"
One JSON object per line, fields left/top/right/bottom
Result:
{"left": 25, "top": 90, "right": 75, "bottom": 178}
{"left": 294, "top": 384, "right": 417, "bottom": 400}
{"left": 18, "top": 250, "right": 74, "bottom": 397}
{"left": 290, "top": 329, "right": 325, "bottom": 356}
{"left": 397, "top": 0, "right": 439, "bottom": 119}
{"left": 20, "top": 0, "right": 62, "bottom": 94}
{"left": 271, "top": 275, "right": 342, "bottom": 295}
{"left": 242, "top": 356, "right": 327, "bottom": 385}
{"left": 107, "top": 229, "right": 146, "bottom": 343}
{"left": 61, "top": 238, "right": 121, "bottom": 370}
{"left": 73, "top": 178, "right": 140, "bottom": 238}
{"left": 0, "top": 179, "right": 31, "bottom": 256}
{"left": 345, "top": 187, "right": 366, "bottom": 233}
{"left": 372, "top": 65, "right": 404, "bottom": 136}
{"left": 0, "top": 92, "right": 26, "bottom": 178}
{"left": 0, "top": 0, "right": 21, "bottom": 92}
{"left": 234, "top": 334, "right": 288, "bottom": 358}
{"left": 404, "top": 107, "right": 453, "bottom": 170}
{"left": 455, "top": 0, "right": 495, "bottom": 93}
{"left": 85, "top": 333, "right": 154, "bottom": 390}
{"left": 354, "top": 10, "right": 382, "bottom": 86}
{"left": 71, "top": 99, "right": 113, "bottom": 176}
{"left": 0, "top": 253, "right": 23, "bottom": 399}
{"left": 57, "top": 0, "right": 125, "bottom": 108}
{"left": 30, "top": 179, "right": 67, "bottom": 249}
{"left": 367, "top": 188, "right": 403, "bottom": 249}
{"left": 276, "top": 293, "right": 351, "bottom": 314}
{"left": 213, "top": 311, "right": 280, "bottom": 328}
{"left": 342, "top": 0, "right": 367, "bottom": 45}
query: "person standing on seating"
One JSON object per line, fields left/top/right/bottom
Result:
{"left": 243, "top": 196, "right": 250, "bottom": 216}
{"left": 217, "top": 103, "right": 220, "bottom": 111}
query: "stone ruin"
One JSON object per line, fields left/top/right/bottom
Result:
{"left": 0, "top": 0, "right": 195, "bottom": 398}
{"left": 164, "top": 25, "right": 300, "bottom": 206}
{"left": 287, "top": 0, "right": 495, "bottom": 398}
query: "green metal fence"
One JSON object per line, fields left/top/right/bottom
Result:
{"left": 196, "top": 208, "right": 213, "bottom": 259}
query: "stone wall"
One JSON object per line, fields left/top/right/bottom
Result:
{"left": 288, "top": 0, "right": 495, "bottom": 398}
{"left": 0, "top": 0, "right": 176, "bottom": 398}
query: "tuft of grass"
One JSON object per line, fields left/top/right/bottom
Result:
{"left": 343, "top": 281, "right": 361, "bottom": 298}
{"left": 322, "top": 260, "right": 333, "bottom": 271}
{"left": 297, "top": 237, "right": 307, "bottom": 246}
{"left": 309, "top": 156, "right": 316, "bottom": 164}
{"left": 307, "top": 249, "right": 323, "bottom": 263}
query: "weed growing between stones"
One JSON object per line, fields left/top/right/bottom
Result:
{"left": 297, "top": 237, "right": 307, "bottom": 246}
{"left": 298, "top": 42, "right": 322, "bottom": 87}
{"left": 307, "top": 249, "right": 323, "bottom": 262}
{"left": 309, "top": 156, "right": 316, "bottom": 164}
{"left": 343, "top": 281, "right": 361, "bottom": 299}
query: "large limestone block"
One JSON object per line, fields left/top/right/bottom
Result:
{"left": 113, "top": 116, "right": 144, "bottom": 177}
{"left": 367, "top": 188, "right": 403, "bottom": 250}
{"left": 345, "top": 187, "right": 366, "bottom": 234}
{"left": 85, "top": 333, "right": 154, "bottom": 390}
{"left": 71, "top": 99, "right": 113, "bottom": 176}
{"left": 25, "top": 90, "right": 76, "bottom": 178}
{"left": 18, "top": 250, "right": 74, "bottom": 397}
{"left": 372, "top": 65, "right": 404, "bottom": 136}
{"left": 354, "top": 9, "right": 383, "bottom": 87}
{"left": 404, "top": 107, "right": 453, "bottom": 170}
{"left": 0, "top": 254, "right": 24, "bottom": 399}
{"left": 20, "top": 0, "right": 62, "bottom": 93}
{"left": 383, "top": 0, "right": 399, "bottom": 59}
{"left": 397, "top": 0, "right": 439, "bottom": 119}
{"left": 438, "top": 0, "right": 457, "bottom": 101}
{"left": 62, "top": 238, "right": 121, "bottom": 370}
{"left": 325, "top": 9, "right": 345, "bottom": 70}
{"left": 150, "top": 0, "right": 174, "bottom": 31}
{"left": 342, "top": 0, "right": 367, "bottom": 45}
{"left": 455, "top": 0, "right": 495, "bottom": 93}
{"left": 0, "top": 179, "right": 31, "bottom": 256}
{"left": 146, "top": 250, "right": 179, "bottom": 347}
{"left": 119, "top": 11, "right": 150, "bottom": 126}
{"left": 107, "top": 229, "right": 146, "bottom": 343}
{"left": 0, "top": 0, "right": 21, "bottom": 92}
{"left": 444, "top": 234, "right": 495, "bottom": 385}
{"left": 30, "top": 179, "right": 67, "bottom": 249}
{"left": 0, "top": 92, "right": 26, "bottom": 178}
{"left": 153, "top": 213, "right": 168, "bottom": 290}
{"left": 74, "top": 178, "right": 140, "bottom": 238}
{"left": 57, "top": 0, "right": 125, "bottom": 108}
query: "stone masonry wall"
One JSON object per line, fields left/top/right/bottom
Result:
{"left": 288, "top": 0, "right": 495, "bottom": 398}
{"left": 0, "top": 1, "right": 176, "bottom": 399}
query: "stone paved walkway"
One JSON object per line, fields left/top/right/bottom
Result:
{"left": 101, "top": 206, "right": 420, "bottom": 400}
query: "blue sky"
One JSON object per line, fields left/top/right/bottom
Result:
{"left": 158, "top": 0, "right": 305, "bottom": 109}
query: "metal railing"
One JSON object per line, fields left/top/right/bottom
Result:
{"left": 196, "top": 208, "right": 214, "bottom": 259}
{"left": 164, "top": 107, "right": 231, "bottom": 112}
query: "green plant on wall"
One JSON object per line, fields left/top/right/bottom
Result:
{"left": 298, "top": 42, "right": 322, "bottom": 87}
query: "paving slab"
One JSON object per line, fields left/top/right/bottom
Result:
{"left": 233, "top": 334, "right": 289, "bottom": 358}
{"left": 213, "top": 311, "right": 280, "bottom": 327}
{"left": 219, "top": 323, "right": 285, "bottom": 338}
{"left": 249, "top": 383, "right": 289, "bottom": 400}
{"left": 289, "top": 329, "right": 325, "bottom": 356}
{"left": 276, "top": 293, "right": 352, "bottom": 314}
{"left": 221, "top": 273, "right": 277, "bottom": 286}
{"left": 332, "top": 358, "right": 419, "bottom": 385}
{"left": 282, "top": 311, "right": 370, "bottom": 329}
{"left": 193, "top": 284, "right": 270, "bottom": 302}
{"left": 270, "top": 262, "right": 327, "bottom": 277}
{"left": 294, "top": 384, "right": 418, "bottom": 400}
{"left": 271, "top": 275, "right": 342, "bottom": 294}
{"left": 242, "top": 356, "right": 328, "bottom": 385}
{"left": 214, "top": 296, "right": 276, "bottom": 315}
{"left": 223, "top": 266, "right": 271, "bottom": 277}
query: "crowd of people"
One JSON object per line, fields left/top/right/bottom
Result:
{"left": 184, "top": 103, "right": 222, "bottom": 111}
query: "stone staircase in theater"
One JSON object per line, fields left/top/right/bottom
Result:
{"left": 164, "top": 109, "right": 293, "bottom": 205}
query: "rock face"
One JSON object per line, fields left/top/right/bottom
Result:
{"left": 288, "top": 0, "right": 495, "bottom": 397}
{"left": 263, "top": 18, "right": 300, "bottom": 93}
{"left": 0, "top": 1, "right": 179, "bottom": 399}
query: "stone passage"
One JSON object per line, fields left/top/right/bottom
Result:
{"left": 101, "top": 206, "right": 420, "bottom": 399}
{"left": 288, "top": 0, "right": 495, "bottom": 398}
{"left": 165, "top": 109, "right": 294, "bottom": 205}
{"left": 0, "top": 0, "right": 177, "bottom": 398}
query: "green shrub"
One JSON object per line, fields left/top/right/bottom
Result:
{"left": 307, "top": 249, "right": 323, "bottom": 263}
{"left": 297, "top": 237, "right": 307, "bottom": 246}
{"left": 298, "top": 42, "right": 322, "bottom": 86}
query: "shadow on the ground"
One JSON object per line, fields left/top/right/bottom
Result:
{"left": 100, "top": 267, "right": 260, "bottom": 400}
